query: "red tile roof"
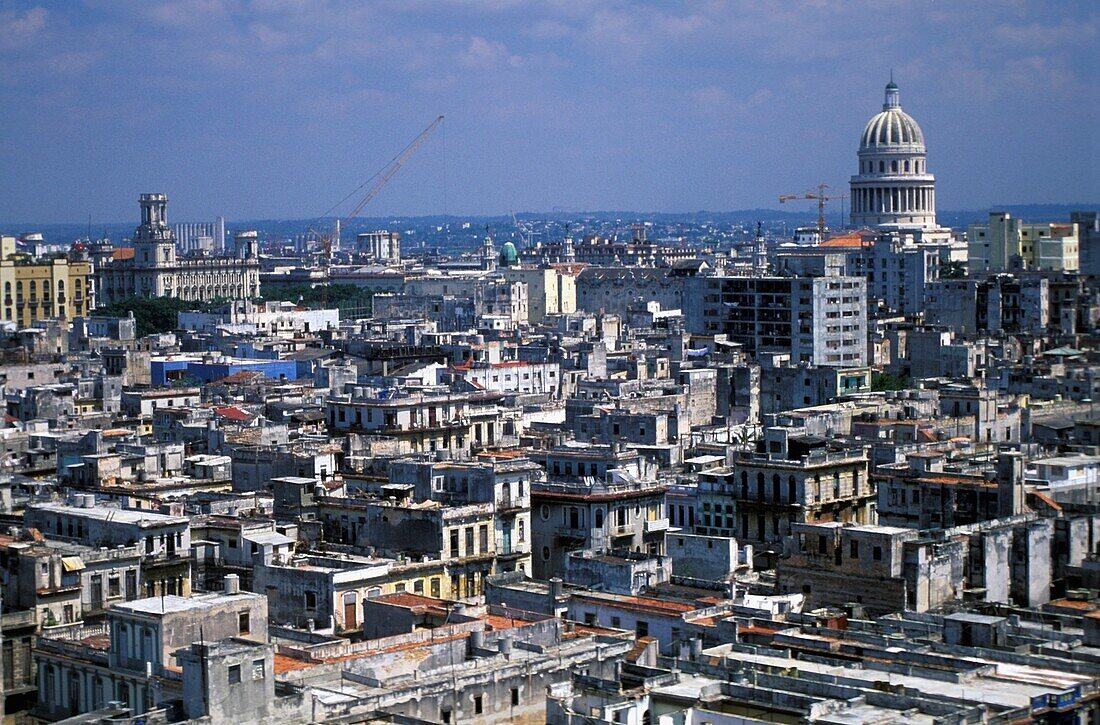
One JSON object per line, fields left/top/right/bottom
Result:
{"left": 213, "top": 405, "right": 253, "bottom": 422}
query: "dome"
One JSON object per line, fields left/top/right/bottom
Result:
{"left": 859, "top": 82, "right": 925, "bottom": 151}
{"left": 498, "top": 241, "right": 519, "bottom": 267}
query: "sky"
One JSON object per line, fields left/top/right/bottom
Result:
{"left": 1, "top": 0, "right": 1097, "bottom": 224}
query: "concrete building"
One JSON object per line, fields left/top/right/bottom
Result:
{"left": 778, "top": 513, "right": 1058, "bottom": 615}
{"left": 94, "top": 195, "right": 260, "bottom": 306}
{"left": 685, "top": 273, "right": 868, "bottom": 367}
{"left": 24, "top": 499, "right": 192, "bottom": 598}
{"left": 501, "top": 265, "right": 578, "bottom": 323}
{"left": 326, "top": 385, "right": 507, "bottom": 455}
{"left": 849, "top": 80, "right": 937, "bottom": 229}
{"left": 969, "top": 212, "right": 1080, "bottom": 272}
{"left": 1073, "top": 210, "right": 1100, "bottom": 278}
{"left": 355, "top": 230, "right": 400, "bottom": 263}
{"left": 531, "top": 443, "right": 668, "bottom": 579}
{"left": 875, "top": 451, "right": 1027, "bottom": 529}
{"left": 33, "top": 582, "right": 265, "bottom": 720}
{"left": 696, "top": 429, "right": 872, "bottom": 552}
{"left": 924, "top": 273, "right": 1049, "bottom": 335}
{"left": 177, "top": 299, "right": 339, "bottom": 336}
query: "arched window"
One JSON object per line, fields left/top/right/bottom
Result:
{"left": 772, "top": 474, "right": 781, "bottom": 502}
{"left": 594, "top": 508, "right": 604, "bottom": 528}
{"left": 904, "top": 160, "right": 910, "bottom": 172}
{"left": 756, "top": 472, "right": 765, "bottom": 500}
{"left": 879, "top": 161, "right": 885, "bottom": 173}
{"left": 891, "top": 160, "right": 898, "bottom": 172}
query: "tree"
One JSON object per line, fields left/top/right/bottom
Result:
{"left": 95, "top": 296, "right": 203, "bottom": 337}
{"left": 871, "top": 372, "right": 911, "bottom": 392}
{"left": 259, "top": 283, "right": 373, "bottom": 315}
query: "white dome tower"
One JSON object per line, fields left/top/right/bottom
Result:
{"left": 850, "top": 79, "right": 936, "bottom": 229}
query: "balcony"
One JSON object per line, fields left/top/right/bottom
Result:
{"left": 497, "top": 547, "right": 527, "bottom": 560}
{"left": 644, "top": 518, "right": 669, "bottom": 534}
{"left": 555, "top": 526, "right": 587, "bottom": 542}
{"left": 496, "top": 496, "right": 526, "bottom": 514}
{"left": 609, "top": 523, "right": 634, "bottom": 538}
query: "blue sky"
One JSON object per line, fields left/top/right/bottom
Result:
{"left": 1, "top": 0, "right": 1097, "bottom": 223}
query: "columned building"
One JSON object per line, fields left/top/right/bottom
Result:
{"left": 95, "top": 194, "right": 260, "bottom": 307}
{"left": 850, "top": 80, "right": 937, "bottom": 229}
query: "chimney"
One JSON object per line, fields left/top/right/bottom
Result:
{"left": 549, "top": 577, "right": 563, "bottom": 605}
{"left": 996, "top": 452, "right": 1025, "bottom": 517}
{"left": 223, "top": 574, "right": 240, "bottom": 595}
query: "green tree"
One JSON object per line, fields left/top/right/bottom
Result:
{"left": 871, "top": 372, "right": 911, "bottom": 391}
{"left": 259, "top": 283, "right": 373, "bottom": 315}
{"left": 95, "top": 296, "right": 203, "bottom": 337}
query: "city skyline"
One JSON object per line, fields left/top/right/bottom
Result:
{"left": 1, "top": 1, "right": 1097, "bottom": 224}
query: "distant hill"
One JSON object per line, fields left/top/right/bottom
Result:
{"left": 2, "top": 204, "right": 1095, "bottom": 245}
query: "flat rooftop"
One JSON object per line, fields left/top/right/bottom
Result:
{"left": 114, "top": 591, "right": 261, "bottom": 615}
{"left": 29, "top": 502, "right": 189, "bottom": 526}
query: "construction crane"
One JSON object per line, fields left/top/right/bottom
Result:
{"left": 778, "top": 183, "right": 847, "bottom": 239}
{"left": 311, "top": 115, "right": 444, "bottom": 304}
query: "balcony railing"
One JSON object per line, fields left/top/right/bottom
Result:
{"left": 555, "top": 526, "right": 588, "bottom": 541}
{"left": 644, "top": 518, "right": 669, "bottom": 534}
{"left": 609, "top": 523, "right": 634, "bottom": 537}
{"left": 496, "top": 496, "right": 525, "bottom": 513}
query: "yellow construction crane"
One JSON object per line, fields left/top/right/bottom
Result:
{"left": 778, "top": 183, "right": 847, "bottom": 238}
{"left": 311, "top": 115, "right": 444, "bottom": 304}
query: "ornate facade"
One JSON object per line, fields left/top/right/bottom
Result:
{"left": 850, "top": 80, "right": 937, "bottom": 229}
{"left": 0, "top": 236, "right": 95, "bottom": 327}
{"left": 95, "top": 194, "right": 260, "bottom": 307}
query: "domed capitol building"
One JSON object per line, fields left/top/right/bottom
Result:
{"left": 850, "top": 79, "right": 937, "bottom": 229}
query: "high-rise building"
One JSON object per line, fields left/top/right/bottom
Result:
{"left": 174, "top": 215, "right": 227, "bottom": 254}
{"left": 850, "top": 80, "right": 937, "bottom": 229}
{"left": 684, "top": 272, "right": 868, "bottom": 367}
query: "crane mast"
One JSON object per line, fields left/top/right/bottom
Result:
{"left": 312, "top": 115, "right": 444, "bottom": 305}
{"left": 778, "top": 183, "right": 847, "bottom": 239}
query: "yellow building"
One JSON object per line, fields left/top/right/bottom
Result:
{"left": 968, "top": 213, "right": 1079, "bottom": 272}
{"left": 0, "top": 236, "right": 96, "bottom": 327}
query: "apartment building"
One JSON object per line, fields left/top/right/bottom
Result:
{"left": 685, "top": 273, "right": 868, "bottom": 366}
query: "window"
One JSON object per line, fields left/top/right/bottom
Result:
{"left": 850, "top": 540, "right": 859, "bottom": 558}
{"left": 636, "top": 620, "right": 649, "bottom": 637}
{"left": 511, "top": 687, "right": 520, "bottom": 706}
{"left": 542, "top": 546, "right": 550, "bottom": 561}
{"left": 441, "top": 708, "right": 452, "bottom": 723}
{"left": 228, "top": 664, "right": 241, "bottom": 685}
{"left": 611, "top": 616, "right": 621, "bottom": 628}
{"left": 304, "top": 591, "right": 317, "bottom": 610}
{"left": 238, "top": 611, "right": 250, "bottom": 634}
{"left": 252, "top": 659, "right": 265, "bottom": 680}
{"left": 474, "top": 695, "right": 483, "bottom": 715}
{"left": 873, "top": 546, "right": 883, "bottom": 561}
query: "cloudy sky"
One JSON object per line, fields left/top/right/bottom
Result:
{"left": 1, "top": 0, "right": 1096, "bottom": 223}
